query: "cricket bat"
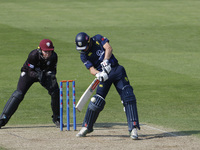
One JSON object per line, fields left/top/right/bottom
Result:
{"left": 76, "top": 78, "right": 100, "bottom": 112}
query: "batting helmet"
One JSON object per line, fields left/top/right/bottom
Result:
{"left": 39, "top": 39, "right": 54, "bottom": 51}
{"left": 75, "top": 32, "right": 90, "bottom": 53}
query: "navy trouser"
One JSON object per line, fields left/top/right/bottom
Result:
{"left": 82, "top": 65, "right": 140, "bottom": 131}
{"left": 96, "top": 65, "right": 130, "bottom": 99}
{"left": 97, "top": 65, "right": 140, "bottom": 130}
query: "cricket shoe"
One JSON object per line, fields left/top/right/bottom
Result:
{"left": 0, "top": 120, "right": 2, "bottom": 129}
{"left": 52, "top": 115, "right": 61, "bottom": 128}
{"left": 54, "top": 120, "right": 60, "bottom": 128}
{"left": 76, "top": 127, "right": 93, "bottom": 137}
{"left": 130, "top": 128, "right": 138, "bottom": 140}
{"left": 0, "top": 118, "right": 6, "bottom": 129}
{"left": 53, "top": 120, "right": 64, "bottom": 128}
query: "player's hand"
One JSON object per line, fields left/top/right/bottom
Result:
{"left": 101, "top": 59, "right": 111, "bottom": 74}
{"left": 95, "top": 71, "right": 108, "bottom": 82}
{"left": 37, "top": 71, "right": 45, "bottom": 85}
{"left": 38, "top": 71, "right": 44, "bottom": 81}
{"left": 46, "top": 71, "right": 56, "bottom": 79}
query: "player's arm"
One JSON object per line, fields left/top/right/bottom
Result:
{"left": 89, "top": 66, "right": 108, "bottom": 82}
{"left": 100, "top": 42, "right": 112, "bottom": 74}
{"left": 103, "top": 42, "right": 113, "bottom": 60}
{"left": 26, "top": 51, "right": 40, "bottom": 78}
{"left": 81, "top": 53, "right": 108, "bottom": 81}
{"left": 81, "top": 54, "right": 99, "bottom": 76}
{"left": 46, "top": 52, "right": 58, "bottom": 75}
{"left": 89, "top": 66, "right": 99, "bottom": 76}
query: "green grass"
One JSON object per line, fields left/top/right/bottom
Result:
{"left": 0, "top": 1, "right": 200, "bottom": 148}
{"left": 0, "top": 147, "right": 7, "bottom": 150}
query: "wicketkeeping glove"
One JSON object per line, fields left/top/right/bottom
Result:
{"left": 101, "top": 59, "right": 111, "bottom": 74}
{"left": 46, "top": 71, "right": 56, "bottom": 79}
{"left": 95, "top": 71, "right": 108, "bottom": 82}
{"left": 37, "top": 70, "right": 45, "bottom": 84}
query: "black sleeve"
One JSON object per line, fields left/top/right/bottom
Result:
{"left": 47, "top": 52, "right": 58, "bottom": 74}
{"left": 26, "top": 50, "right": 40, "bottom": 78}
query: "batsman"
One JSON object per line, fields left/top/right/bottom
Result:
{"left": 75, "top": 32, "right": 140, "bottom": 140}
{"left": 0, "top": 39, "right": 60, "bottom": 129}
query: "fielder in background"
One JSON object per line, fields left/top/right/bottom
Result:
{"left": 0, "top": 39, "right": 60, "bottom": 129}
{"left": 75, "top": 32, "right": 140, "bottom": 140}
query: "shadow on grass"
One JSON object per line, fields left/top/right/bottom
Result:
{"left": 1, "top": 124, "right": 56, "bottom": 129}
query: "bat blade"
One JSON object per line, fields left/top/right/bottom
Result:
{"left": 76, "top": 78, "right": 100, "bottom": 112}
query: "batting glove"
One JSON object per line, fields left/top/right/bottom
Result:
{"left": 101, "top": 59, "right": 111, "bottom": 74}
{"left": 95, "top": 71, "right": 108, "bottom": 82}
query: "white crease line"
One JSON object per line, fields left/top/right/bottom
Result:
{"left": 7, "top": 132, "right": 29, "bottom": 140}
{"left": 144, "top": 124, "right": 177, "bottom": 137}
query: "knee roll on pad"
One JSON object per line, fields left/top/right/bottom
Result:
{"left": 4, "top": 90, "right": 24, "bottom": 112}
{"left": 5, "top": 90, "right": 24, "bottom": 108}
{"left": 88, "top": 94, "right": 105, "bottom": 112}
{"left": 50, "top": 88, "right": 60, "bottom": 116}
{"left": 121, "top": 85, "right": 136, "bottom": 104}
{"left": 0, "top": 90, "right": 24, "bottom": 125}
{"left": 50, "top": 88, "right": 59, "bottom": 98}
{"left": 12, "top": 90, "right": 24, "bottom": 100}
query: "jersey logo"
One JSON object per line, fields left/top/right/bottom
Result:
{"left": 96, "top": 50, "right": 103, "bottom": 56}
{"left": 88, "top": 52, "right": 92, "bottom": 56}
{"left": 28, "top": 63, "right": 34, "bottom": 69}
{"left": 101, "top": 37, "right": 106, "bottom": 41}
{"left": 47, "top": 61, "right": 50, "bottom": 65}
{"left": 78, "top": 42, "right": 82, "bottom": 46}
{"left": 46, "top": 42, "right": 51, "bottom": 47}
{"left": 96, "top": 41, "right": 99, "bottom": 45}
{"left": 125, "top": 77, "right": 129, "bottom": 82}
{"left": 21, "top": 72, "right": 26, "bottom": 77}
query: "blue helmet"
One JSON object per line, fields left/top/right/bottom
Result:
{"left": 75, "top": 32, "right": 90, "bottom": 53}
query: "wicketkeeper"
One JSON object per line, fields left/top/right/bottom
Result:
{"left": 0, "top": 39, "right": 60, "bottom": 129}
{"left": 75, "top": 32, "right": 140, "bottom": 139}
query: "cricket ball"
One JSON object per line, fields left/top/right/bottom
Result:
{"left": 91, "top": 97, "right": 96, "bottom": 103}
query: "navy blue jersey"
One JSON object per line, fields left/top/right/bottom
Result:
{"left": 80, "top": 34, "right": 118, "bottom": 71}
